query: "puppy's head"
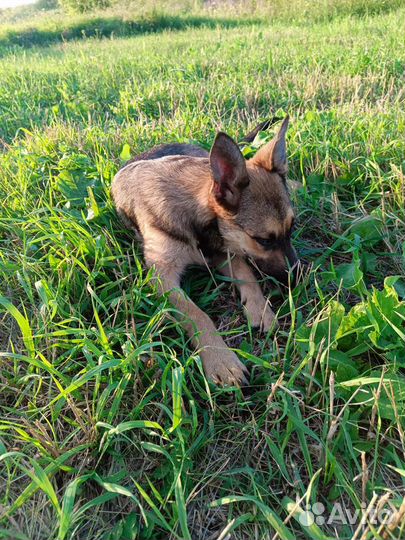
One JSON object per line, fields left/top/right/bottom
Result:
{"left": 210, "top": 117, "right": 298, "bottom": 285}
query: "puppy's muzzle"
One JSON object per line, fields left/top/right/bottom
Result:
{"left": 257, "top": 245, "right": 299, "bottom": 286}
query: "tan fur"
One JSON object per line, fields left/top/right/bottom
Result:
{"left": 112, "top": 118, "right": 298, "bottom": 386}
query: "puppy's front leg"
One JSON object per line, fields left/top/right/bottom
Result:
{"left": 214, "top": 255, "right": 276, "bottom": 332}
{"left": 143, "top": 229, "right": 248, "bottom": 386}
{"left": 155, "top": 266, "right": 248, "bottom": 385}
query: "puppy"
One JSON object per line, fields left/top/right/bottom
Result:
{"left": 112, "top": 117, "right": 298, "bottom": 385}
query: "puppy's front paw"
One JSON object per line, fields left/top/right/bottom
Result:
{"left": 202, "top": 349, "right": 249, "bottom": 386}
{"left": 245, "top": 299, "right": 277, "bottom": 333}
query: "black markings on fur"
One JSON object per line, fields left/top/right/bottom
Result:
{"left": 279, "top": 172, "right": 287, "bottom": 184}
{"left": 257, "top": 233, "right": 289, "bottom": 251}
{"left": 194, "top": 218, "right": 224, "bottom": 257}
{"left": 123, "top": 143, "right": 208, "bottom": 168}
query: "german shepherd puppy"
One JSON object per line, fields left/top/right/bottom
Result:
{"left": 112, "top": 117, "right": 298, "bottom": 385}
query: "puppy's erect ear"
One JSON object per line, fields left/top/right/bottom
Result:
{"left": 210, "top": 132, "right": 248, "bottom": 209}
{"left": 241, "top": 117, "right": 281, "bottom": 143}
{"left": 250, "top": 116, "right": 289, "bottom": 175}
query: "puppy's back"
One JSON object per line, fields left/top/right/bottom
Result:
{"left": 112, "top": 154, "right": 213, "bottom": 246}
{"left": 124, "top": 142, "right": 208, "bottom": 166}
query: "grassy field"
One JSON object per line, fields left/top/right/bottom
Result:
{"left": 0, "top": 1, "right": 405, "bottom": 539}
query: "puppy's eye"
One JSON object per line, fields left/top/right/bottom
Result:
{"left": 254, "top": 237, "right": 277, "bottom": 249}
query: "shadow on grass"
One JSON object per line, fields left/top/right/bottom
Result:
{"left": 1, "top": 0, "right": 403, "bottom": 53}
{"left": 0, "top": 13, "right": 262, "bottom": 51}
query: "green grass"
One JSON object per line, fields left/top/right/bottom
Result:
{"left": 0, "top": 1, "right": 405, "bottom": 539}
{"left": 0, "top": 0, "right": 403, "bottom": 52}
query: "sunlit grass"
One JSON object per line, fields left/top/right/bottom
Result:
{"left": 0, "top": 2, "right": 405, "bottom": 539}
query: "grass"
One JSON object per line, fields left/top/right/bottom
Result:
{"left": 0, "top": 0, "right": 404, "bottom": 52}
{"left": 0, "top": 1, "right": 405, "bottom": 539}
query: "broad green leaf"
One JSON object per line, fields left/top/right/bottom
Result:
{"left": 120, "top": 143, "right": 131, "bottom": 161}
